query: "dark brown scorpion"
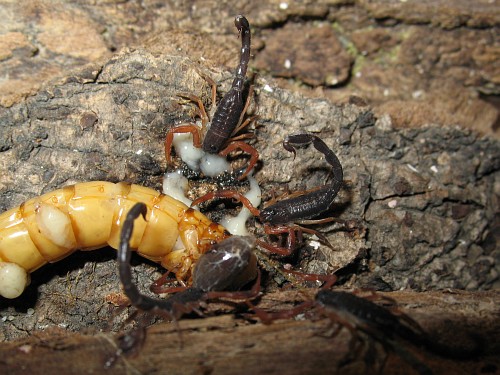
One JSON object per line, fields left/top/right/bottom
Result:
{"left": 118, "top": 202, "right": 261, "bottom": 320}
{"left": 192, "top": 133, "right": 344, "bottom": 255}
{"left": 316, "top": 291, "right": 481, "bottom": 363}
{"left": 165, "top": 15, "right": 258, "bottom": 180}
{"left": 251, "top": 289, "right": 481, "bottom": 375}
{"left": 108, "top": 202, "right": 261, "bottom": 365}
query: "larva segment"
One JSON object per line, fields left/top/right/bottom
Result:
{"left": 0, "top": 262, "right": 29, "bottom": 299}
{"left": 0, "top": 181, "right": 230, "bottom": 298}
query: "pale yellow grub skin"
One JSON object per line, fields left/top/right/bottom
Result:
{"left": 0, "top": 181, "right": 229, "bottom": 298}
{"left": 0, "top": 262, "right": 29, "bottom": 299}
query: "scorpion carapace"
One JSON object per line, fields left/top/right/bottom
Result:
{"left": 119, "top": 202, "right": 260, "bottom": 318}
{"left": 0, "top": 181, "right": 230, "bottom": 299}
{"left": 164, "top": 15, "right": 259, "bottom": 180}
{"left": 191, "top": 133, "right": 344, "bottom": 255}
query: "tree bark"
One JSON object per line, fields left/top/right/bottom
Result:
{"left": 1, "top": 289, "right": 498, "bottom": 375}
{"left": 0, "top": 2, "right": 499, "bottom": 374}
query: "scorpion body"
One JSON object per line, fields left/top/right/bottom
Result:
{"left": 260, "top": 133, "right": 343, "bottom": 225}
{"left": 118, "top": 203, "right": 259, "bottom": 318}
{"left": 315, "top": 290, "right": 435, "bottom": 375}
{"left": 202, "top": 15, "right": 251, "bottom": 154}
{"left": 192, "top": 133, "right": 344, "bottom": 255}
{"left": 256, "top": 290, "right": 480, "bottom": 374}
{"left": 315, "top": 290, "right": 481, "bottom": 360}
{"left": 250, "top": 290, "right": 456, "bottom": 375}
{"left": 0, "top": 181, "right": 229, "bottom": 298}
{"left": 165, "top": 15, "right": 258, "bottom": 180}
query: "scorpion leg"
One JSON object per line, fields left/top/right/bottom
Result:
{"left": 234, "top": 86, "right": 255, "bottom": 133}
{"left": 260, "top": 223, "right": 336, "bottom": 256}
{"left": 219, "top": 140, "right": 259, "bottom": 180}
{"left": 282, "top": 268, "right": 338, "bottom": 289}
{"left": 164, "top": 124, "right": 202, "bottom": 163}
{"left": 191, "top": 190, "right": 261, "bottom": 217}
{"left": 192, "top": 72, "right": 218, "bottom": 120}
{"left": 249, "top": 298, "right": 315, "bottom": 325}
{"left": 206, "top": 268, "right": 261, "bottom": 300}
{"left": 151, "top": 283, "right": 189, "bottom": 295}
{"left": 176, "top": 92, "right": 210, "bottom": 128}
{"left": 257, "top": 224, "right": 301, "bottom": 256}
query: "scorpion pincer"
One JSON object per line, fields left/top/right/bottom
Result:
{"left": 192, "top": 133, "right": 344, "bottom": 255}
{"left": 0, "top": 181, "right": 230, "bottom": 299}
{"left": 164, "top": 15, "right": 259, "bottom": 180}
{"left": 118, "top": 202, "right": 260, "bottom": 319}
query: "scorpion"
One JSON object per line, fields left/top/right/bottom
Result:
{"left": 107, "top": 203, "right": 261, "bottom": 364}
{"left": 0, "top": 181, "right": 231, "bottom": 299}
{"left": 251, "top": 289, "right": 481, "bottom": 375}
{"left": 164, "top": 15, "right": 259, "bottom": 180}
{"left": 192, "top": 133, "right": 344, "bottom": 255}
{"left": 118, "top": 202, "right": 260, "bottom": 318}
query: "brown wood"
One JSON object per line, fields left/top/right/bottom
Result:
{"left": 1, "top": 289, "right": 498, "bottom": 375}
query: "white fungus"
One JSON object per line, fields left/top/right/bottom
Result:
{"left": 200, "top": 153, "right": 230, "bottom": 177}
{"left": 171, "top": 133, "right": 230, "bottom": 176}
{"left": 162, "top": 171, "right": 193, "bottom": 206}
{"left": 221, "top": 172, "right": 262, "bottom": 236}
{"left": 167, "top": 132, "right": 263, "bottom": 236}
{"left": 171, "top": 133, "right": 204, "bottom": 171}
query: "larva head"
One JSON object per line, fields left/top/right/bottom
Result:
{"left": 0, "top": 262, "right": 30, "bottom": 298}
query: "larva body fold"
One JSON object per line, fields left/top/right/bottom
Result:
{"left": 0, "top": 181, "right": 229, "bottom": 298}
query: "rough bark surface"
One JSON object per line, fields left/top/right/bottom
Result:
{"left": 1, "top": 290, "right": 499, "bottom": 375}
{"left": 0, "top": 1, "right": 499, "bottom": 374}
{"left": 1, "top": 0, "right": 498, "bottom": 135}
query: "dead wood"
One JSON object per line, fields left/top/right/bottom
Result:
{"left": 1, "top": 289, "right": 498, "bottom": 375}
